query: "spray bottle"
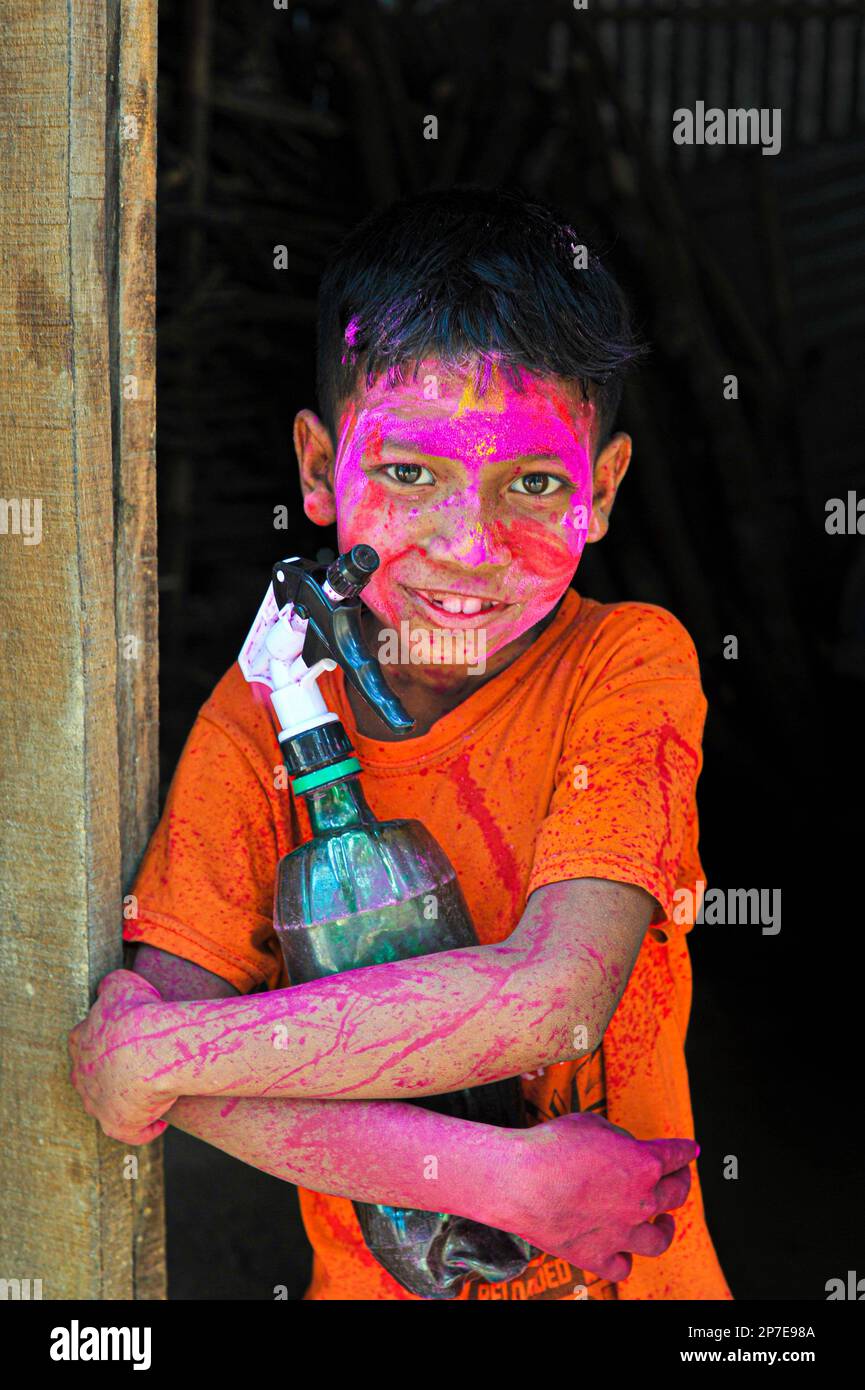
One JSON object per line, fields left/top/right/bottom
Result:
{"left": 239, "top": 544, "right": 537, "bottom": 1298}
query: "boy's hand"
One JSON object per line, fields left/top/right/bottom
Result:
{"left": 509, "top": 1111, "right": 696, "bottom": 1284}
{"left": 68, "top": 969, "right": 174, "bottom": 1145}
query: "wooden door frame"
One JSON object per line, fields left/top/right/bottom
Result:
{"left": 0, "top": 0, "right": 164, "bottom": 1299}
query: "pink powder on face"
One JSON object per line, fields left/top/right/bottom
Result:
{"left": 331, "top": 359, "right": 595, "bottom": 658}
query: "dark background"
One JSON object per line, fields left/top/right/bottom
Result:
{"left": 153, "top": 0, "right": 865, "bottom": 1300}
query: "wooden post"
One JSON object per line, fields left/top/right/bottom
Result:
{"left": 0, "top": 0, "right": 164, "bottom": 1299}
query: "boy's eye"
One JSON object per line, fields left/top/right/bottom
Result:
{"left": 510, "top": 472, "right": 564, "bottom": 496}
{"left": 383, "top": 463, "right": 436, "bottom": 486}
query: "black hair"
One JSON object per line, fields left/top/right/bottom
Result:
{"left": 316, "top": 184, "right": 648, "bottom": 455}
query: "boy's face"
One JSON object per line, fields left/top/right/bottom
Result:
{"left": 296, "top": 358, "right": 628, "bottom": 682}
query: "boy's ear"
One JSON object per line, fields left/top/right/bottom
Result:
{"left": 294, "top": 409, "right": 337, "bottom": 526}
{"left": 586, "top": 432, "right": 632, "bottom": 544}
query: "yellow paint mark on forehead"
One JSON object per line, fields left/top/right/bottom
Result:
{"left": 453, "top": 361, "right": 507, "bottom": 417}
{"left": 470, "top": 431, "right": 498, "bottom": 460}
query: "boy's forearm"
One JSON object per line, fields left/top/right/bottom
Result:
{"left": 135, "top": 932, "right": 586, "bottom": 1104}
{"left": 118, "top": 882, "right": 644, "bottom": 1107}
{"left": 165, "top": 1091, "right": 530, "bottom": 1234}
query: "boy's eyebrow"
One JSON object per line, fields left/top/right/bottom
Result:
{"left": 376, "top": 439, "right": 566, "bottom": 467}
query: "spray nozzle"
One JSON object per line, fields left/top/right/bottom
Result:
{"left": 269, "top": 547, "right": 415, "bottom": 735}
{"left": 322, "top": 544, "right": 379, "bottom": 600}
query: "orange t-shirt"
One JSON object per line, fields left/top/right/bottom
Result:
{"left": 124, "top": 588, "right": 732, "bottom": 1301}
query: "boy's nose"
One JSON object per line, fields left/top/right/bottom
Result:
{"left": 424, "top": 516, "right": 513, "bottom": 568}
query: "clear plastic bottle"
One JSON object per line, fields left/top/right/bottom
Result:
{"left": 274, "top": 770, "right": 537, "bottom": 1298}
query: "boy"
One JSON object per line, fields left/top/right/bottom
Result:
{"left": 69, "top": 186, "right": 732, "bottom": 1302}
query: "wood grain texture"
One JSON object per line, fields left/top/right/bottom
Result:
{"left": 0, "top": 0, "right": 163, "bottom": 1299}
{"left": 112, "top": 0, "right": 164, "bottom": 1302}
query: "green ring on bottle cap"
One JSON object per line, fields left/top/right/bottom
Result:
{"left": 291, "top": 757, "right": 362, "bottom": 795}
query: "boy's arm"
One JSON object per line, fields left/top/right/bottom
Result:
{"left": 131, "top": 948, "right": 522, "bottom": 1231}
{"left": 121, "top": 945, "right": 694, "bottom": 1285}
{"left": 76, "top": 877, "right": 653, "bottom": 1106}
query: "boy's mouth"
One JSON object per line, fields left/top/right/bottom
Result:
{"left": 403, "top": 585, "right": 511, "bottom": 624}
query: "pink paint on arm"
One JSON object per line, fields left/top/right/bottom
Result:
{"left": 166, "top": 1091, "right": 695, "bottom": 1286}
{"left": 102, "top": 881, "right": 642, "bottom": 1114}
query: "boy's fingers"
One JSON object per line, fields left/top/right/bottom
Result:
{"left": 651, "top": 1167, "right": 692, "bottom": 1215}
{"left": 590, "top": 1250, "right": 632, "bottom": 1283}
{"left": 94, "top": 970, "right": 162, "bottom": 1016}
{"left": 76, "top": 1089, "right": 98, "bottom": 1119}
{"left": 628, "top": 1212, "right": 675, "bottom": 1258}
{"left": 647, "top": 1137, "right": 698, "bottom": 1174}
{"left": 96, "top": 968, "right": 139, "bottom": 998}
{"left": 115, "top": 1121, "right": 167, "bottom": 1146}
{"left": 97, "top": 1110, "right": 168, "bottom": 1145}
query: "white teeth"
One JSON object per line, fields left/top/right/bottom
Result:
{"left": 416, "top": 589, "right": 500, "bottom": 615}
